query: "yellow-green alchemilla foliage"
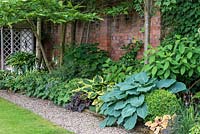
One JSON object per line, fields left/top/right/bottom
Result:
{"left": 0, "top": 0, "right": 99, "bottom": 27}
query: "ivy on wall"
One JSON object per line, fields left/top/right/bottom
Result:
{"left": 159, "top": 0, "right": 200, "bottom": 42}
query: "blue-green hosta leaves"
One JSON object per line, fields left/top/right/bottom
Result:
{"left": 136, "top": 103, "right": 148, "bottom": 119}
{"left": 126, "top": 94, "right": 144, "bottom": 107}
{"left": 134, "top": 72, "right": 149, "bottom": 84}
{"left": 121, "top": 104, "right": 136, "bottom": 119}
{"left": 99, "top": 72, "right": 187, "bottom": 130}
{"left": 169, "top": 82, "right": 187, "bottom": 93}
{"left": 137, "top": 84, "right": 156, "bottom": 92}
{"left": 114, "top": 100, "right": 126, "bottom": 110}
{"left": 156, "top": 79, "right": 176, "bottom": 88}
{"left": 123, "top": 113, "right": 137, "bottom": 130}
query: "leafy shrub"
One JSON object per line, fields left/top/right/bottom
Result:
{"left": 189, "top": 124, "right": 200, "bottom": 134}
{"left": 172, "top": 106, "right": 200, "bottom": 134}
{"left": 74, "top": 75, "right": 112, "bottom": 112}
{"left": 49, "top": 78, "right": 81, "bottom": 106}
{"left": 66, "top": 92, "right": 92, "bottom": 112}
{"left": 2, "top": 71, "right": 81, "bottom": 106}
{"left": 102, "top": 39, "right": 142, "bottom": 83}
{"left": 0, "top": 70, "right": 12, "bottom": 89}
{"left": 99, "top": 72, "right": 186, "bottom": 130}
{"left": 51, "top": 43, "right": 108, "bottom": 81}
{"left": 6, "top": 52, "right": 36, "bottom": 74}
{"left": 145, "top": 90, "right": 180, "bottom": 121}
{"left": 143, "top": 35, "right": 200, "bottom": 82}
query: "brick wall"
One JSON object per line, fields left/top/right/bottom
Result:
{"left": 43, "top": 11, "right": 161, "bottom": 60}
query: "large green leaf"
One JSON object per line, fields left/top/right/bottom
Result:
{"left": 99, "top": 117, "right": 109, "bottom": 128}
{"left": 117, "top": 83, "right": 137, "bottom": 91}
{"left": 114, "top": 100, "right": 126, "bottom": 110}
{"left": 117, "top": 115, "right": 124, "bottom": 125}
{"left": 137, "top": 84, "right": 155, "bottom": 92}
{"left": 136, "top": 103, "right": 148, "bottom": 119}
{"left": 113, "top": 110, "right": 121, "bottom": 117}
{"left": 169, "top": 82, "right": 187, "bottom": 93}
{"left": 121, "top": 104, "right": 136, "bottom": 119}
{"left": 126, "top": 94, "right": 144, "bottom": 107}
{"left": 134, "top": 72, "right": 149, "bottom": 84}
{"left": 156, "top": 79, "right": 176, "bottom": 88}
{"left": 104, "top": 105, "right": 115, "bottom": 116}
{"left": 106, "top": 116, "right": 117, "bottom": 126}
{"left": 126, "top": 90, "right": 140, "bottom": 95}
{"left": 123, "top": 113, "right": 137, "bottom": 130}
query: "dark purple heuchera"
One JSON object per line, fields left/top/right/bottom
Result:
{"left": 66, "top": 92, "right": 92, "bottom": 112}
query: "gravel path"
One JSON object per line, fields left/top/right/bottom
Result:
{"left": 0, "top": 90, "right": 135, "bottom": 134}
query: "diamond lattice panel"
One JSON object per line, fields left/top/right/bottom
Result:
{"left": 3, "top": 29, "right": 11, "bottom": 60}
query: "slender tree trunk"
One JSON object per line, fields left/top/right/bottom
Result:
{"left": 86, "top": 22, "right": 91, "bottom": 43}
{"left": 59, "top": 23, "right": 67, "bottom": 66}
{"left": 80, "top": 22, "right": 86, "bottom": 43}
{"left": 71, "top": 21, "right": 77, "bottom": 45}
{"left": 36, "top": 18, "right": 42, "bottom": 68}
{"left": 144, "top": 0, "right": 151, "bottom": 63}
{"left": 27, "top": 19, "right": 52, "bottom": 72}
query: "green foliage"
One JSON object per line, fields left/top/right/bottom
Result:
{"left": 0, "top": 0, "right": 99, "bottom": 27}
{"left": 52, "top": 43, "right": 108, "bottom": 80}
{"left": 2, "top": 71, "right": 81, "bottom": 106}
{"left": 189, "top": 124, "right": 200, "bottom": 134}
{"left": 143, "top": 35, "right": 200, "bottom": 83}
{"left": 74, "top": 75, "right": 111, "bottom": 112}
{"left": 172, "top": 106, "right": 200, "bottom": 134}
{"left": 49, "top": 78, "right": 81, "bottom": 106}
{"left": 160, "top": 0, "right": 200, "bottom": 39}
{"left": 102, "top": 39, "right": 142, "bottom": 83}
{"left": 145, "top": 89, "right": 180, "bottom": 121}
{"left": 99, "top": 72, "right": 186, "bottom": 130}
{"left": 6, "top": 52, "right": 36, "bottom": 74}
{"left": 102, "top": 0, "right": 143, "bottom": 16}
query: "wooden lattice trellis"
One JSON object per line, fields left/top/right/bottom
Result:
{"left": 0, "top": 27, "right": 34, "bottom": 70}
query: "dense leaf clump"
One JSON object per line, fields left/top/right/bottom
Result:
{"left": 145, "top": 89, "right": 180, "bottom": 121}
{"left": 99, "top": 72, "right": 186, "bottom": 130}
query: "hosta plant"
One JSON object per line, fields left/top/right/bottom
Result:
{"left": 74, "top": 76, "right": 112, "bottom": 112}
{"left": 99, "top": 72, "right": 187, "bottom": 130}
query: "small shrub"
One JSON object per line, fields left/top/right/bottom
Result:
{"left": 65, "top": 92, "right": 92, "bottom": 112}
{"left": 51, "top": 43, "right": 108, "bottom": 81}
{"left": 49, "top": 78, "right": 82, "bottom": 106}
{"left": 145, "top": 90, "right": 180, "bottom": 121}
{"left": 142, "top": 35, "right": 200, "bottom": 87}
{"left": 102, "top": 39, "right": 142, "bottom": 83}
{"left": 6, "top": 52, "right": 36, "bottom": 74}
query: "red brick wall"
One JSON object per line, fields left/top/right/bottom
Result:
{"left": 43, "top": 11, "right": 161, "bottom": 60}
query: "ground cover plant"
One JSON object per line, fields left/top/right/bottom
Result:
{"left": 0, "top": 98, "right": 72, "bottom": 134}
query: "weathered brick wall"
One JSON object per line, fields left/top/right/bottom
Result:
{"left": 43, "top": 11, "right": 161, "bottom": 60}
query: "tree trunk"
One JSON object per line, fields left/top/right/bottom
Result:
{"left": 71, "top": 21, "right": 77, "bottom": 45}
{"left": 144, "top": 0, "right": 151, "bottom": 63}
{"left": 36, "top": 18, "right": 42, "bottom": 68}
{"left": 59, "top": 23, "right": 67, "bottom": 66}
{"left": 27, "top": 19, "right": 52, "bottom": 72}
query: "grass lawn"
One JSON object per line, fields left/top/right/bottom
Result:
{"left": 0, "top": 98, "right": 73, "bottom": 134}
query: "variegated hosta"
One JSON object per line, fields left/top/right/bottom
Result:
{"left": 99, "top": 72, "right": 187, "bottom": 130}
